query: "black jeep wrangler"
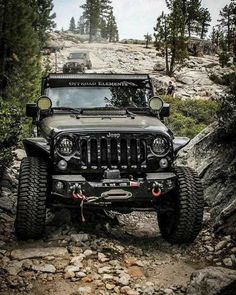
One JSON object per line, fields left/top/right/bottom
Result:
{"left": 15, "top": 73, "right": 204, "bottom": 243}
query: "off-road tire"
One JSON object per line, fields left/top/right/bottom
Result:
{"left": 15, "top": 157, "right": 48, "bottom": 240}
{"left": 158, "top": 166, "right": 204, "bottom": 244}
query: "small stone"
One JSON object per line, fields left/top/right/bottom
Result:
{"left": 82, "top": 276, "right": 93, "bottom": 283}
{"left": 98, "top": 266, "right": 111, "bottom": 274}
{"left": 120, "top": 286, "right": 132, "bottom": 294}
{"left": 163, "top": 288, "right": 175, "bottom": 294}
{"left": 204, "top": 245, "right": 214, "bottom": 252}
{"left": 230, "top": 254, "right": 236, "bottom": 264}
{"left": 70, "top": 254, "right": 85, "bottom": 264}
{"left": 14, "top": 149, "right": 26, "bottom": 161}
{"left": 124, "top": 256, "right": 138, "bottom": 267}
{"left": 102, "top": 274, "right": 114, "bottom": 280}
{"left": 98, "top": 252, "right": 109, "bottom": 262}
{"left": 64, "top": 271, "right": 75, "bottom": 279}
{"left": 127, "top": 266, "right": 144, "bottom": 278}
{"left": 215, "top": 240, "right": 228, "bottom": 251}
{"left": 127, "top": 290, "right": 140, "bottom": 295}
{"left": 77, "top": 286, "right": 92, "bottom": 294}
{"left": 5, "top": 260, "right": 24, "bottom": 276}
{"left": 223, "top": 258, "right": 233, "bottom": 267}
{"left": 71, "top": 233, "right": 89, "bottom": 243}
{"left": 47, "top": 275, "right": 53, "bottom": 281}
{"left": 65, "top": 265, "right": 81, "bottom": 273}
{"left": 84, "top": 249, "right": 93, "bottom": 257}
{"left": 76, "top": 271, "right": 86, "bottom": 278}
{"left": 230, "top": 247, "right": 236, "bottom": 253}
{"left": 32, "top": 263, "right": 56, "bottom": 273}
{"left": 106, "top": 283, "right": 115, "bottom": 290}
{"left": 118, "top": 274, "right": 130, "bottom": 286}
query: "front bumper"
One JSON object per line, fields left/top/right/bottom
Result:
{"left": 52, "top": 172, "right": 176, "bottom": 204}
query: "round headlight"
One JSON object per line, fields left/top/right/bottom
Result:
{"left": 58, "top": 137, "right": 74, "bottom": 156}
{"left": 152, "top": 136, "right": 170, "bottom": 156}
{"left": 37, "top": 96, "right": 52, "bottom": 111}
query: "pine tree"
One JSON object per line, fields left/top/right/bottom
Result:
{"left": 219, "top": 1, "right": 236, "bottom": 52}
{"left": 198, "top": 7, "right": 211, "bottom": 39}
{"left": 69, "top": 17, "right": 76, "bottom": 32}
{"left": 144, "top": 33, "right": 152, "bottom": 48}
{"left": 30, "top": 0, "right": 56, "bottom": 46}
{"left": 77, "top": 16, "right": 85, "bottom": 35}
{"left": 81, "top": 0, "right": 118, "bottom": 42}
{"left": 106, "top": 8, "right": 118, "bottom": 42}
{"left": 81, "top": 0, "right": 100, "bottom": 42}
{"left": 154, "top": 1, "right": 188, "bottom": 76}
{"left": 0, "top": 0, "right": 41, "bottom": 102}
{"left": 186, "top": 0, "right": 201, "bottom": 37}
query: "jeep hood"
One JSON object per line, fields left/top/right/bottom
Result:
{"left": 40, "top": 114, "right": 170, "bottom": 137}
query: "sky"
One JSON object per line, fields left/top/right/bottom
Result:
{"left": 53, "top": 0, "right": 230, "bottom": 39}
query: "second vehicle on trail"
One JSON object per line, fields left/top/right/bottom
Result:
{"left": 63, "top": 51, "right": 92, "bottom": 73}
{"left": 15, "top": 73, "right": 204, "bottom": 244}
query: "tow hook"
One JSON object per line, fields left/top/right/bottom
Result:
{"left": 152, "top": 182, "right": 162, "bottom": 198}
{"left": 71, "top": 184, "right": 87, "bottom": 223}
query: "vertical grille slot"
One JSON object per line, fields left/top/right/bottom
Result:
{"left": 120, "top": 139, "right": 127, "bottom": 165}
{"left": 81, "top": 139, "right": 88, "bottom": 166}
{"left": 111, "top": 139, "right": 118, "bottom": 165}
{"left": 101, "top": 138, "right": 108, "bottom": 165}
{"left": 140, "top": 139, "right": 147, "bottom": 164}
{"left": 130, "top": 139, "right": 137, "bottom": 165}
{"left": 91, "top": 139, "right": 98, "bottom": 166}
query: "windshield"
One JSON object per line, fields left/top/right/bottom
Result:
{"left": 47, "top": 86, "right": 151, "bottom": 109}
{"left": 68, "top": 53, "right": 86, "bottom": 59}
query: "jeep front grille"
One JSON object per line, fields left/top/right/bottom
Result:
{"left": 79, "top": 134, "right": 148, "bottom": 170}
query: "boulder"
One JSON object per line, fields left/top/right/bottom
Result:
{"left": 11, "top": 247, "right": 68, "bottom": 260}
{"left": 14, "top": 149, "right": 26, "bottom": 161}
{"left": 153, "top": 61, "right": 165, "bottom": 71}
{"left": 186, "top": 267, "right": 236, "bottom": 295}
{"left": 177, "top": 123, "right": 236, "bottom": 238}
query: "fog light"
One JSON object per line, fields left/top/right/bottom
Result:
{"left": 159, "top": 158, "right": 168, "bottom": 168}
{"left": 58, "top": 160, "right": 68, "bottom": 170}
{"left": 55, "top": 181, "right": 64, "bottom": 192}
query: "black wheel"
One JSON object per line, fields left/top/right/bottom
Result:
{"left": 15, "top": 157, "right": 48, "bottom": 240}
{"left": 158, "top": 166, "right": 204, "bottom": 244}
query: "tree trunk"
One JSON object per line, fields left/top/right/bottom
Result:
{"left": 201, "top": 23, "right": 205, "bottom": 39}
{"left": 164, "top": 18, "right": 169, "bottom": 75}
{"left": 169, "top": 39, "right": 176, "bottom": 76}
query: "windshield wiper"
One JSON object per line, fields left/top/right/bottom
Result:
{"left": 52, "top": 107, "right": 82, "bottom": 115}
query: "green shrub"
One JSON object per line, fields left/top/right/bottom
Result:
{"left": 0, "top": 99, "right": 22, "bottom": 176}
{"left": 162, "top": 96, "right": 219, "bottom": 138}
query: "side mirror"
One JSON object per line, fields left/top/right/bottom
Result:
{"left": 160, "top": 103, "right": 170, "bottom": 118}
{"left": 26, "top": 103, "right": 38, "bottom": 118}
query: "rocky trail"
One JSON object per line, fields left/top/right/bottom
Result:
{"left": 0, "top": 39, "right": 236, "bottom": 295}
{"left": 51, "top": 39, "right": 232, "bottom": 99}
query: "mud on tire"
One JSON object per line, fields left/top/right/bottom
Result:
{"left": 15, "top": 157, "right": 48, "bottom": 240}
{"left": 158, "top": 166, "right": 204, "bottom": 244}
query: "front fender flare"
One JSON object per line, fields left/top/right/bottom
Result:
{"left": 173, "top": 137, "right": 190, "bottom": 155}
{"left": 23, "top": 138, "right": 50, "bottom": 159}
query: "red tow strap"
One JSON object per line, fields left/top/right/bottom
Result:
{"left": 73, "top": 192, "right": 87, "bottom": 223}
